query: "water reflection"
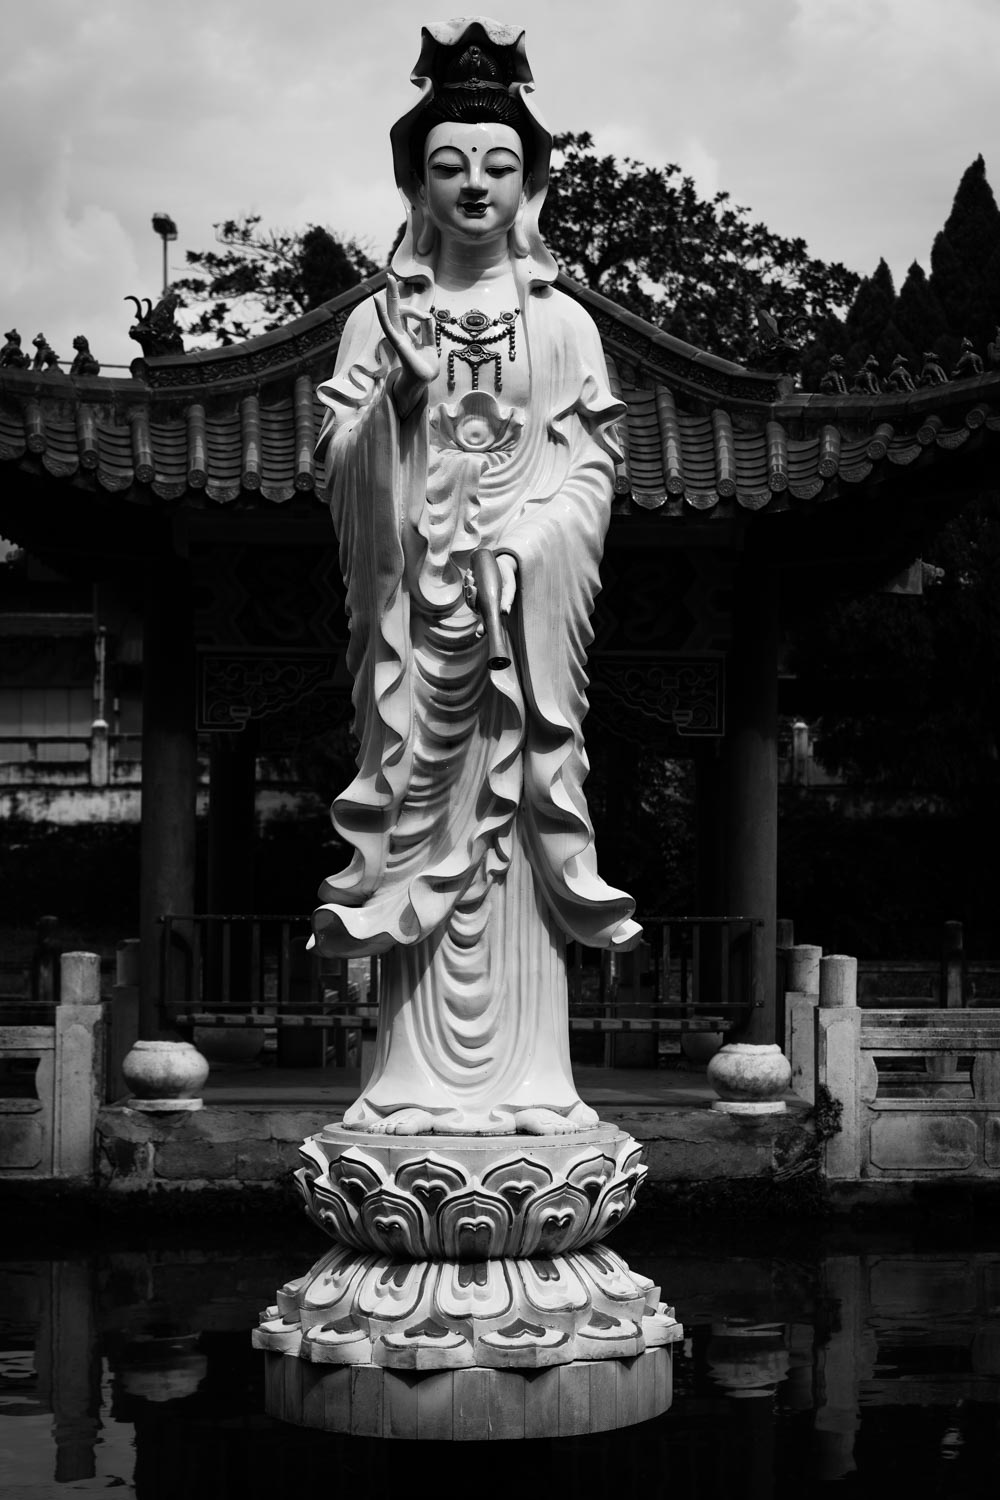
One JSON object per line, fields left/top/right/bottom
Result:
{"left": 706, "top": 1320, "right": 791, "bottom": 1398}
{"left": 2, "top": 1232, "right": 999, "bottom": 1496}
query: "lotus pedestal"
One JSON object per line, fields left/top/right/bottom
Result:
{"left": 254, "top": 1123, "right": 681, "bottom": 1439}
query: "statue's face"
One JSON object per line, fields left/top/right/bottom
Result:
{"left": 420, "top": 122, "right": 525, "bottom": 243}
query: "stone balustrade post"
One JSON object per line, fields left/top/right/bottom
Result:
{"left": 815, "top": 955, "right": 861, "bottom": 1180}
{"left": 791, "top": 720, "right": 811, "bottom": 785}
{"left": 819, "top": 955, "right": 857, "bottom": 1009}
{"left": 53, "top": 952, "right": 104, "bottom": 1180}
{"left": 784, "top": 945, "right": 823, "bottom": 1102}
{"left": 942, "top": 920, "right": 964, "bottom": 1008}
{"left": 89, "top": 718, "right": 109, "bottom": 788}
{"left": 789, "top": 945, "right": 824, "bottom": 997}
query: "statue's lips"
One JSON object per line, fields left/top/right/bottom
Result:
{"left": 460, "top": 203, "right": 488, "bottom": 217}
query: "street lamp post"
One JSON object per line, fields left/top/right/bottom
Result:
{"left": 151, "top": 213, "right": 178, "bottom": 297}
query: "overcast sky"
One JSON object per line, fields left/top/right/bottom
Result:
{"left": 3, "top": 0, "right": 998, "bottom": 369}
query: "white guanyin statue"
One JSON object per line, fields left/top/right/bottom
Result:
{"left": 312, "top": 17, "right": 640, "bottom": 1137}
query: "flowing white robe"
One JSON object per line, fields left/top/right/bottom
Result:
{"left": 313, "top": 283, "right": 638, "bottom": 1132}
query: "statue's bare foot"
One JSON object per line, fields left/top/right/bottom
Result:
{"left": 369, "top": 1108, "right": 437, "bottom": 1135}
{"left": 566, "top": 1100, "right": 600, "bottom": 1128}
{"left": 514, "top": 1108, "right": 586, "bottom": 1135}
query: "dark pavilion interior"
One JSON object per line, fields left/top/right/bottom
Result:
{"left": 3, "top": 272, "right": 1000, "bottom": 1040}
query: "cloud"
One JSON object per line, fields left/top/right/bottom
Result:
{"left": 1, "top": 0, "right": 998, "bottom": 367}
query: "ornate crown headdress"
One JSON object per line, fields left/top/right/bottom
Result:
{"left": 443, "top": 42, "right": 508, "bottom": 90}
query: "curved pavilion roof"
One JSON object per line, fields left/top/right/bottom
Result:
{"left": 2, "top": 273, "right": 999, "bottom": 562}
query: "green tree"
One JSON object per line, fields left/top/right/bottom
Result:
{"left": 173, "top": 216, "right": 380, "bottom": 346}
{"left": 928, "top": 155, "right": 1000, "bottom": 367}
{"left": 541, "top": 132, "right": 860, "bottom": 359}
{"left": 839, "top": 258, "right": 911, "bottom": 379}
{"left": 894, "top": 260, "right": 947, "bottom": 367}
{"left": 807, "top": 157, "right": 1000, "bottom": 385}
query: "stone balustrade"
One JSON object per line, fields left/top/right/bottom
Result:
{"left": 785, "top": 951, "right": 1000, "bottom": 1180}
{"left": 0, "top": 951, "right": 104, "bottom": 1179}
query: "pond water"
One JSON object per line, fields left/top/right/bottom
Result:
{"left": 1, "top": 1212, "right": 999, "bottom": 1499}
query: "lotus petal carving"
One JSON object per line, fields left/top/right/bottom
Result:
{"left": 253, "top": 1243, "right": 682, "bottom": 1373}
{"left": 295, "top": 1123, "right": 646, "bottom": 1260}
{"left": 437, "top": 1190, "right": 514, "bottom": 1260}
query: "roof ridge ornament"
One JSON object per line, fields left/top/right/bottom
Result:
{"left": 919, "top": 351, "right": 948, "bottom": 388}
{"left": 125, "top": 291, "right": 185, "bottom": 363}
{"left": 952, "top": 337, "right": 984, "bottom": 381}
{"left": 1, "top": 329, "right": 29, "bottom": 369}
{"left": 70, "top": 335, "right": 100, "bottom": 378}
{"left": 32, "top": 332, "right": 57, "bottom": 373}
{"left": 743, "top": 302, "right": 807, "bottom": 376}
{"left": 819, "top": 353, "right": 848, "bottom": 395}
{"left": 885, "top": 354, "right": 915, "bottom": 393}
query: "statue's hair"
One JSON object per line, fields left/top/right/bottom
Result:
{"left": 409, "top": 86, "right": 534, "bottom": 178}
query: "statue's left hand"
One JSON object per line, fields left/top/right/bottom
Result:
{"left": 497, "top": 554, "right": 517, "bottom": 613}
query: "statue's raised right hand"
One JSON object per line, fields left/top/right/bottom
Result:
{"left": 374, "top": 274, "right": 439, "bottom": 417}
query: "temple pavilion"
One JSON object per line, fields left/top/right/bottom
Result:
{"left": 3, "top": 274, "right": 999, "bottom": 1043}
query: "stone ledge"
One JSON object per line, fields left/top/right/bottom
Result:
{"left": 95, "top": 1101, "right": 816, "bottom": 1190}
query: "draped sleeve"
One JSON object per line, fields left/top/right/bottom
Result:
{"left": 314, "top": 300, "right": 426, "bottom": 910}
{"left": 493, "top": 289, "right": 638, "bottom": 948}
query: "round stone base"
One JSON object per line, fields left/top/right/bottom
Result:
{"left": 710, "top": 1100, "right": 787, "bottom": 1115}
{"left": 127, "top": 1096, "right": 203, "bottom": 1113}
{"left": 261, "top": 1345, "right": 674, "bottom": 1439}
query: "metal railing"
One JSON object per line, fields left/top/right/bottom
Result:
{"left": 567, "top": 915, "right": 761, "bottom": 1034}
{"left": 0, "top": 732, "right": 143, "bottom": 784}
{"left": 159, "top": 912, "right": 761, "bottom": 1042}
{"left": 0, "top": 734, "right": 90, "bottom": 764}
{"left": 159, "top": 914, "right": 366, "bottom": 1030}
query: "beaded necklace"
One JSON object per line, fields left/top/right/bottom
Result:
{"left": 432, "top": 307, "right": 519, "bottom": 392}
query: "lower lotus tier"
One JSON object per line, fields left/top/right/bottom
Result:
{"left": 252, "top": 1241, "right": 681, "bottom": 1371}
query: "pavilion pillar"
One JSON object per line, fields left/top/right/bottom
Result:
{"left": 694, "top": 747, "right": 726, "bottom": 1012}
{"left": 139, "top": 558, "right": 197, "bottom": 1038}
{"left": 722, "top": 558, "right": 779, "bottom": 1043}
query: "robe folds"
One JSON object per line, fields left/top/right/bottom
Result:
{"left": 313, "top": 283, "right": 640, "bottom": 1132}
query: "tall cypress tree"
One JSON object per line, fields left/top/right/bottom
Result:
{"left": 894, "top": 262, "right": 947, "bottom": 369}
{"left": 832, "top": 259, "right": 906, "bottom": 382}
{"left": 928, "top": 155, "right": 1000, "bottom": 367}
{"left": 821, "top": 255, "right": 917, "bottom": 381}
